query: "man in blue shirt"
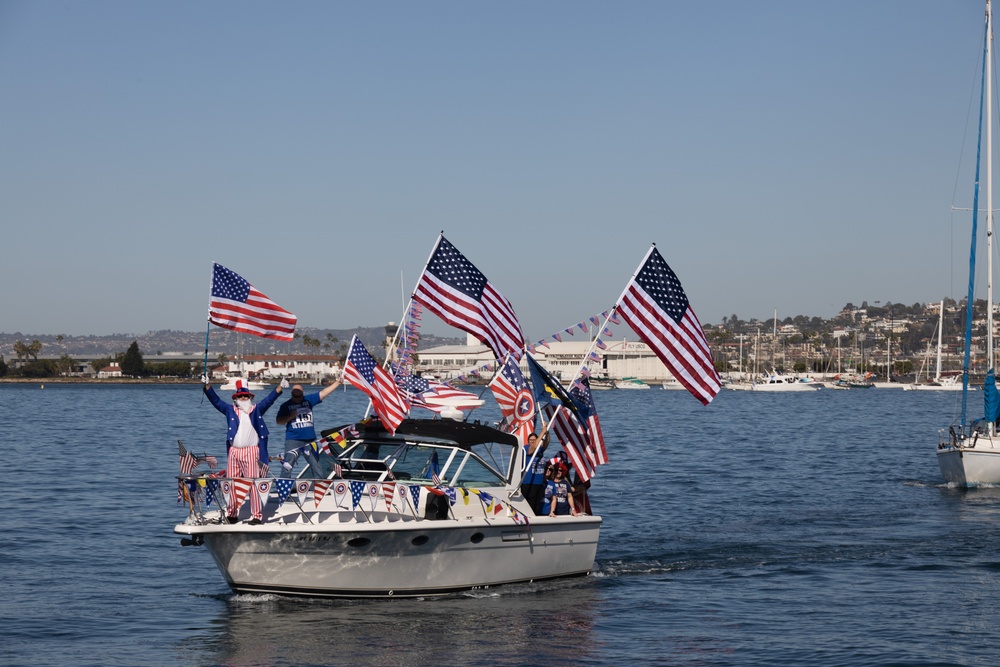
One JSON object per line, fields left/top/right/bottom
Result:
{"left": 275, "top": 379, "right": 342, "bottom": 478}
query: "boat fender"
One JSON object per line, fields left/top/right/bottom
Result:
{"left": 179, "top": 535, "right": 204, "bottom": 547}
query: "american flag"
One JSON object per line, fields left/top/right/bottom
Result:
{"left": 208, "top": 263, "right": 297, "bottom": 341}
{"left": 615, "top": 245, "right": 721, "bottom": 405}
{"left": 178, "top": 441, "right": 197, "bottom": 475}
{"left": 428, "top": 451, "right": 442, "bottom": 485}
{"left": 412, "top": 235, "right": 525, "bottom": 360}
{"left": 489, "top": 354, "right": 535, "bottom": 443}
{"left": 569, "top": 377, "right": 608, "bottom": 466}
{"left": 342, "top": 335, "right": 407, "bottom": 434}
{"left": 542, "top": 405, "right": 595, "bottom": 482}
{"left": 398, "top": 373, "right": 482, "bottom": 413}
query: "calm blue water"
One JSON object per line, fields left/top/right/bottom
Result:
{"left": 1, "top": 383, "right": 997, "bottom": 666}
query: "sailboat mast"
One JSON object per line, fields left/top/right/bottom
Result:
{"left": 935, "top": 300, "right": 944, "bottom": 382}
{"left": 989, "top": 0, "right": 995, "bottom": 372}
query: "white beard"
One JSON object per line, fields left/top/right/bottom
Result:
{"left": 236, "top": 399, "right": 253, "bottom": 412}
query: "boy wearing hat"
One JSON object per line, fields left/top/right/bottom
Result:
{"left": 202, "top": 376, "right": 287, "bottom": 524}
{"left": 274, "top": 379, "right": 342, "bottom": 478}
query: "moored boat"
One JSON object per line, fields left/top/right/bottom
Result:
{"left": 218, "top": 375, "right": 269, "bottom": 392}
{"left": 936, "top": 0, "right": 1000, "bottom": 485}
{"left": 616, "top": 376, "right": 650, "bottom": 390}
{"left": 733, "top": 371, "right": 821, "bottom": 392}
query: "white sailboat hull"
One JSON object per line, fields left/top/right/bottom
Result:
{"left": 937, "top": 441, "right": 1000, "bottom": 485}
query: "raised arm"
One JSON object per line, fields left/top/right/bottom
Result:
{"left": 318, "top": 379, "right": 343, "bottom": 401}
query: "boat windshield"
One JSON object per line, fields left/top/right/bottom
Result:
{"left": 324, "top": 439, "right": 513, "bottom": 488}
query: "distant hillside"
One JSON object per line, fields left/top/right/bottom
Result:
{"left": 0, "top": 328, "right": 463, "bottom": 358}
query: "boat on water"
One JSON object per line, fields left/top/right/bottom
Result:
{"left": 218, "top": 375, "right": 269, "bottom": 392}
{"left": 175, "top": 416, "right": 601, "bottom": 598}
{"left": 660, "top": 378, "right": 686, "bottom": 390}
{"left": 905, "top": 301, "right": 964, "bottom": 391}
{"left": 831, "top": 372, "right": 874, "bottom": 389}
{"left": 936, "top": 0, "right": 1000, "bottom": 486}
{"left": 616, "top": 376, "right": 650, "bottom": 390}
{"left": 728, "top": 371, "right": 821, "bottom": 392}
{"left": 176, "top": 236, "right": 722, "bottom": 598}
{"left": 588, "top": 376, "right": 616, "bottom": 391}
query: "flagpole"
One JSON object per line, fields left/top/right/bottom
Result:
{"left": 384, "top": 232, "right": 444, "bottom": 372}
{"left": 203, "top": 263, "right": 217, "bottom": 379}
{"left": 203, "top": 320, "right": 211, "bottom": 380}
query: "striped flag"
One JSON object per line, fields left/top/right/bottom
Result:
{"left": 342, "top": 335, "right": 407, "bottom": 434}
{"left": 542, "top": 405, "right": 595, "bottom": 482}
{"left": 569, "top": 377, "right": 608, "bottom": 466}
{"left": 398, "top": 373, "right": 482, "bottom": 413}
{"left": 178, "top": 441, "right": 197, "bottom": 475}
{"left": 208, "top": 263, "right": 297, "bottom": 341}
{"left": 615, "top": 245, "right": 721, "bottom": 405}
{"left": 412, "top": 235, "right": 525, "bottom": 360}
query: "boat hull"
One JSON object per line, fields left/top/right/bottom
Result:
{"left": 937, "top": 444, "right": 1000, "bottom": 485}
{"left": 176, "top": 516, "right": 601, "bottom": 598}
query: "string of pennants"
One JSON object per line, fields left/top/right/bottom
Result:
{"left": 275, "top": 424, "right": 361, "bottom": 468}
{"left": 449, "top": 309, "right": 620, "bottom": 383}
{"left": 179, "top": 476, "right": 529, "bottom": 525}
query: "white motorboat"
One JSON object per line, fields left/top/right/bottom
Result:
{"left": 218, "top": 375, "right": 269, "bottom": 392}
{"left": 616, "top": 377, "right": 650, "bottom": 390}
{"left": 175, "top": 417, "right": 601, "bottom": 598}
{"left": 729, "top": 372, "right": 821, "bottom": 392}
{"left": 936, "top": 0, "right": 1000, "bottom": 485}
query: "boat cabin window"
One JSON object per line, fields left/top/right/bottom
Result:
{"left": 334, "top": 439, "right": 510, "bottom": 487}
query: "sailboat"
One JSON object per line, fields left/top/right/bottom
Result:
{"left": 905, "top": 301, "right": 964, "bottom": 391}
{"left": 936, "top": 0, "right": 1000, "bottom": 485}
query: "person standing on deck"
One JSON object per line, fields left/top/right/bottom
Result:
{"left": 274, "top": 380, "right": 342, "bottom": 478}
{"left": 520, "top": 431, "right": 550, "bottom": 514}
{"left": 202, "top": 376, "right": 286, "bottom": 524}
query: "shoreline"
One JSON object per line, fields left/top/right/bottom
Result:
{"left": 0, "top": 377, "right": 197, "bottom": 385}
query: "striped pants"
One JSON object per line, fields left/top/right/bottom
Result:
{"left": 227, "top": 445, "right": 263, "bottom": 519}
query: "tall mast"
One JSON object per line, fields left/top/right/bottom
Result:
{"left": 936, "top": 300, "right": 944, "bottom": 382}
{"left": 989, "top": 0, "right": 995, "bottom": 372}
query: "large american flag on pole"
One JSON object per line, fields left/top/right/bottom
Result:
{"left": 342, "top": 335, "right": 407, "bottom": 434}
{"left": 489, "top": 354, "right": 535, "bottom": 444}
{"left": 208, "top": 263, "right": 297, "bottom": 341}
{"left": 569, "top": 377, "right": 608, "bottom": 466}
{"left": 412, "top": 235, "right": 525, "bottom": 360}
{"left": 615, "top": 245, "right": 721, "bottom": 405}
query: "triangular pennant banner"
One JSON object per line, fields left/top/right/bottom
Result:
{"left": 232, "top": 478, "right": 253, "bottom": 510}
{"left": 274, "top": 479, "right": 293, "bottom": 506}
{"left": 296, "top": 480, "right": 311, "bottom": 505}
{"left": 350, "top": 481, "right": 366, "bottom": 508}
{"left": 334, "top": 480, "right": 349, "bottom": 508}
{"left": 313, "top": 479, "right": 332, "bottom": 508}
{"left": 255, "top": 479, "right": 272, "bottom": 503}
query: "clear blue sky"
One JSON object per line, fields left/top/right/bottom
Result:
{"left": 0, "top": 1, "right": 992, "bottom": 339}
